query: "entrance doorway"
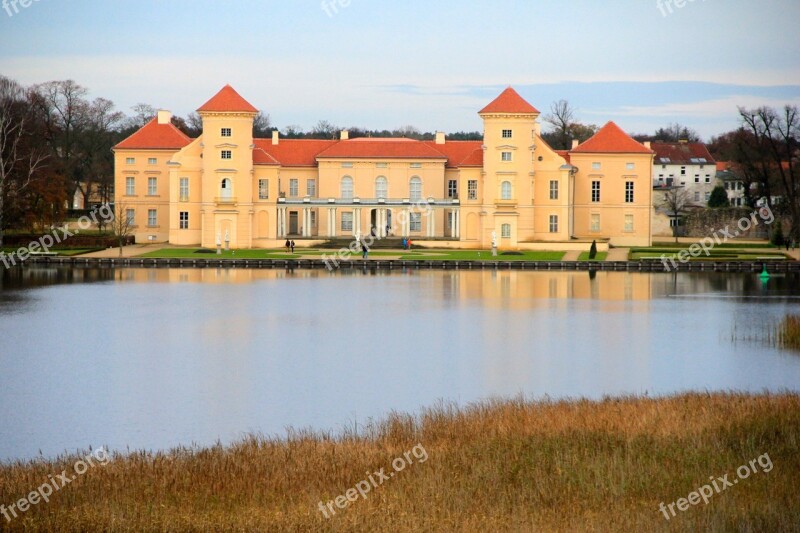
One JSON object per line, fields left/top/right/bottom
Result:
{"left": 289, "top": 211, "right": 298, "bottom": 235}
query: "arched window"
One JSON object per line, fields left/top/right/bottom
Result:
{"left": 220, "top": 178, "right": 232, "bottom": 199}
{"left": 341, "top": 176, "right": 353, "bottom": 199}
{"left": 409, "top": 176, "right": 422, "bottom": 201}
{"left": 375, "top": 176, "right": 388, "bottom": 199}
{"left": 501, "top": 181, "right": 512, "bottom": 200}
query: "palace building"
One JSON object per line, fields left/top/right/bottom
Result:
{"left": 113, "top": 85, "right": 653, "bottom": 249}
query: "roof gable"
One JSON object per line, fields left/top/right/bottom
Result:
{"left": 114, "top": 118, "right": 193, "bottom": 150}
{"left": 571, "top": 121, "right": 652, "bottom": 154}
{"left": 197, "top": 84, "right": 258, "bottom": 113}
{"left": 479, "top": 87, "right": 539, "bottom": 115}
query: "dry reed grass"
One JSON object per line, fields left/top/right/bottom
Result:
{"left": 1, "top": 392, "right": 798, "bottom": 532}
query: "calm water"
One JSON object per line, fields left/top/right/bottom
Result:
{"left": 1, "top": 267, "right": 799, "bottom": 462}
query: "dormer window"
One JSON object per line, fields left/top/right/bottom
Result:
{"left": 221, "top": 128, "right": 232, "bottom": 137}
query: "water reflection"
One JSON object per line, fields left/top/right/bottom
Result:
{"left": 1, "top": 267, "right": 799, "bottom": 462}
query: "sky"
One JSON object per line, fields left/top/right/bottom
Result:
{"left": 1, "top": 0, "right": 799, "bottom": 140}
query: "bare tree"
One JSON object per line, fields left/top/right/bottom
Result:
{"left": 658, "top": 187, "right": 692, "bottom": 242}
{"left": 0, "top": 77, "right": 48, "bottom": 247}
{"left": 111, "top": 202, "right": 135, "bottom": 257}
{"left": 127, "top": 103, "right": 157, "bottom": 129}
{"left": 739, "top": 105, "right": 800, "bottom": 239}
{"left": 253, "top": 111, "right": 272, "bottom": 137}
{"left": 312, "top": 120, "right": 339, "bottom": 139}
{"left": 185, "top": 112, "right": 203, "bottom": 137}
{"left": 544, "top": 99, "right": 574, "bottom": 149}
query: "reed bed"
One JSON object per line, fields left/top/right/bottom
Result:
{"left": 1, "top": 392, "right": 799, "bottom": 532}
{"left": 778, "top": 314, "right": 800, "bottom": 351}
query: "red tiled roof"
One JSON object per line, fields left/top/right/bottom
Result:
{"left": 555, "top": 150, "right": 571, "bottom": 164}
{"left": 253, "top": 139, "right": 339, "bottom": 167}
{"left": 479, "top": 87, "right": 539, "bottom": 114}
{"left": 197, "top": 84, "right": 258, "bottom": 113}
{"left": 571, "top": 121, "right": 652, "bottom": 154}
{"left": 716, "top": 161, "right": 730, "bottom": 172}
{"left": 423, "top": 140, "right": 483, "bottom": 168}
{"left": 114, "top": 118, "right": 193, "bottom": 150}
{"left": 652, "top": 142, "right": 716, "bottom": 165}
{"left": 315, "top": 138, "right": 448, "bottom": 159}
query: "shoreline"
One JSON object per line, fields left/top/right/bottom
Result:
{"left": 20, "top": 255, "right": 800, "bottom": 273}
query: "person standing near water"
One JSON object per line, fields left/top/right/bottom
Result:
{"left": 290, "top": 240, "right": 296, "bottom": 253}
{"left": 362, "top": 241, "right": 369, "bottom": 259}
{"left": 285, "top": 239, "right": 291, "bottom": 252}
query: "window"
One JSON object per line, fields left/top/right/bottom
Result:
{"left": 501, "top": 181, "right": 512, "bottom": 200}
{"left": 549, "top": 180, "right": 558, "bottom": 200}
{"left": 410, "top": 163, "right": 422, "bottom": 169}
{"left": 342, "top": 162, "right": 353, "bottom": 168}
{"left": 125, "top": 157, "right": 135, "bottom": 165}
{"left": 624, "top": 214, "right": 634, "bottom": 232}
{"left": 410, "top": 213, "right": 422, "bottom": 231}
{"left": 626, "top": 162, "right": 635, "bottom": 170}
{"left": 376, "top": 163, "right": 388, "bottom": 169}
{"left": 310, "top": 211, "right": 316, "bottom": 227}
{"left": 705, "top": 192, "right": 711, "bottom": 201}
{"left": 258, "top": 179, "right": 269, "bottom": 199}
{"left": 725, "top": 182, "right": 730, "bottom": 190}
{"left": 221, "top": 150, "right": 232, "bottom": 160}
{"left": 307, "top": 179, "right": 316, "bottom": 197}
{"left": 341, "top": 176, "right": 353, "bottom": 199}
{"left": 179, "top": 212, "right": 189, "bottom": 229}
{"left": 147, "top": 209, "right": 157, "bottom": 226}
{"left": 501, "top": 223, "right": 511, "bottom": 238}
{"left": 447, "top": 179, "right": 457, "bottom": 199}
{"left": 592, "top": 162, "right": 601, "bottom": 170}
{"left": 705, "top": 174, "right": 711, "bottom": 183}
{"left": 375, "top": 176, "right": 388, "bottom": 199}
{"left": 695, "top": 174, "right": 700, "bottom": 183}
{"left": 694, "top": 191, "right": 700, "bottom": 202}
{"left": 148, "top": 157, "right": 157, "bottom": 165}
{"left": 591, "top": 181, "right": 600, "bottom": 202}
{"left": 501, "top": 152, "right": 512, "bottom": 162}
{"left": 125, "top": 177, "right": 135, "bottom": 195}
{"left": 289, "top": 178, "right": 299, "bottom": 197}
{"left": 737, "top": 182, "right": 743, "bottom": 190}
{"left": 220, "top": 178, "right": 232, "bottom": 199}
{"left": 591, "top": 214, "right": 600, "bottom": 231}
{"left": 341, "top": 212, "right": 353, "bottom": 231}
{"left": 179, "top": 177, "right": 189, "bottom": 201}
{"left": 625, "top": 181, "right": 634, "bottom": 203}
{"left": 680, "top": 166, "right": 686, "bottom": 176}
{"left": 549, "top": 215, "right": 558, "bottom": 233}
{"left": 410, "top": 176, "right": 422, "bottom": 201}
{"left": 467, "top": 180, "right": 478, "bottom": 200}
{"left": 502, "top": 129, "right": 512, "bottom": 139}
{"left": 220, "top": 128, "right": 231, "bottom": 137}
{"left": 126, "top": 209, "right": 135, "bottom": 226}
{"left": 147, "top": 177, "right": 157, "bottom": 195}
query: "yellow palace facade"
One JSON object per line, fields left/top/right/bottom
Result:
{"left": 113, "top": 85, "right": 653, "bottom": 249}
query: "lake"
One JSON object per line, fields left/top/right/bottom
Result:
{"left": 1, "top": 267, "right": 799, "bottom": 462}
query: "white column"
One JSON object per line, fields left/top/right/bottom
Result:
{"left": 277, "top": 208, "right": 284, "bottom": 237}
{"left": 356, "top": 208, "right": 362, "bottom": 237}
{"left": 282, "top": 208, "right": 288, "bottom": 238}
{"left": 328, "top": 208, "right": 336, "bottom": 237}
{"left": 403, "top": 208, "right": 410, "bottom": 237}
{"left": 455, "top": 210, "right": 460, "bottom": 239}
{"left": 427, "top": 208, "right": 435, "bottom": 237}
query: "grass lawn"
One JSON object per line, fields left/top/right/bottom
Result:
{"left": 630, "top": 246, "right": 788, "bottom": 261}
{"left": 1, "top": 247, "right": 101, "bottom": 257}
{"left": 653, "top": 241, "right": 777, "bottom": 249}
{"left": 140, "top": 248, "right": 566, "bottom": 262}
{"left": 1, "top": 393, "right": 796, "bottom": 531}
{"left": 578, "top": 251, "right": 608, "bottom": 261}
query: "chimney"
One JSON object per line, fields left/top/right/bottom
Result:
{"left": 678, "top": 139, "right": 688, "bottom": 144}
{"left": 341, "top": 130, "right": 349, "bottom": 140}
{"left": 435, "top": 131, "right": 445, "bottom": 145}
{"left": 571, "top": 139, "right": 580, "bottom": 149}
{"left": 643, "top": 141, "right": 651, "bottom": 149}
{"left": 157, "top": 110, "right": 172, "bottom": 125}
{"left": 272, "top": 130, "right": 279, "bottom": 145}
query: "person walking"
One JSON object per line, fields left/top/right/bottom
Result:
{"left": 362, "top": 241, "right": 369, "bottom": 259}
{"left": 290, "top": 240, "right": 296, "bottom": 253}
{"left": 285, "top": 239, "right": 291, "bottom": 252}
